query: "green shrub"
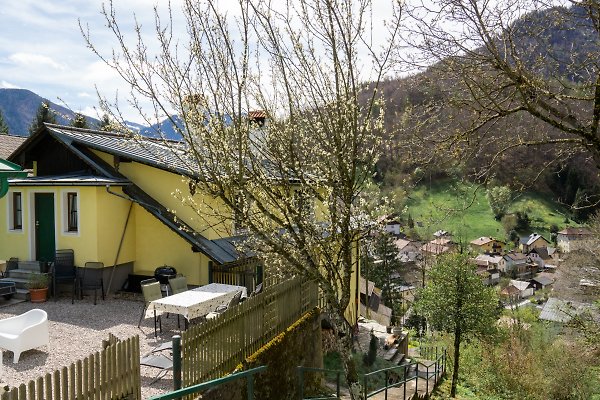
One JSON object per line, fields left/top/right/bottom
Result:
{"left": 363, "top": 331, "right": 378, "bottom": 367}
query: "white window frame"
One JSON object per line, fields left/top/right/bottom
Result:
{"left": 7, "top": 190, "right": 23, "bottom": 232}
{"left": 62, "top": 190, "right": 80, "bottom": 235}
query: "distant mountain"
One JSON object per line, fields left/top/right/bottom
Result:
{"left": 0, "top": 88, "right": 101, "bottom": 135}
{"left": 140, "top": 115, "right": 184, "bottom": 140}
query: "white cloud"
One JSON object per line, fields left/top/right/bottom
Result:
{"left": 77, "top": 92, "right": 92, "bottom": 98}
{"left": 80, "top": 106, "right": 100, "bottom": 119}
{"left": 9, "top": 53, "right": 67, "bottom": 71}
{"left": 0, "top": 80, "right": 20, "bottom": 89}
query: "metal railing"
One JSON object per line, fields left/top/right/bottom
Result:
{"left": 297, "top": 348, "right": 447, "bottom": 400}
{"left": 148, "top": 366, "right": 267, "bottom": 400}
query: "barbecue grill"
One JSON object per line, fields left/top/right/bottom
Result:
{"left": 154, "top": 266, "right": 177, "bottom": 295}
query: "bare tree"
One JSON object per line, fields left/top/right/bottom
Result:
{"left": 81, "top": 0, "right": 401, "bottom": 396}
{"left": 400, "top": 1, "right": 600, "bottom": 184}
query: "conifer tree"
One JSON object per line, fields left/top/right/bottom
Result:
{"left": 28, "top": 102, "right": 56, "bottom": 134}
{"left": 71, "top": 113, "right": 89, "bottom": 129}
{"left": 0, "top": 109, "right": 9, "bottom": 134}
{"left": 98, "top": 114, "right": 112, "bottom": 131}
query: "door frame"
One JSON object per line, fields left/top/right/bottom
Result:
{"left": 29, "top": 190, "right": 57, "bottom": 262}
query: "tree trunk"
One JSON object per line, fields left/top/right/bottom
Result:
{"left": 451, "top": 328, "right": 461, "bottom": 398}
{"left": 337, "top": 333, "right": 365, "bottom": 400}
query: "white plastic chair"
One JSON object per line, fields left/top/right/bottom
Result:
{"left": 0, "top": 309, "right": 49, "bottom": 362}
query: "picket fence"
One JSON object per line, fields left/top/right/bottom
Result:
{"left": 1, "top": 335, "right": 141, "bottom": 400}
{"left": 181, "top": 276, "right": 318, "bottom": 388}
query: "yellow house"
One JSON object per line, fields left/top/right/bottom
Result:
{"left": 1, "top": 124, "right": 260, "bottom": 293}
{"left": 519, "top": 233, "right": 550, "bottom": 253}
{"left": 0, "top": 124, "right": 360, "bottom": 324}
{"left": 469, "top": 236, "right": 506, "bottom": 254}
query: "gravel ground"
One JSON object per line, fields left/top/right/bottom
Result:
{"left": 0, "top": 293, "right": 184, "bottom": 399}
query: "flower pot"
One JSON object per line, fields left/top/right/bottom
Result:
{"left": 29, "top": 288, "right": 48, "bottom": 303}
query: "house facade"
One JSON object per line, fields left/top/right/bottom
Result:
{"left": 519, "top": 233, "right": 550, "bottom": 253}
{"left": 469, "top": 236, "right": 505, "bottom": 254}
{"left": 498, "top": 252, "right": 524, "bottom": 273}
{"left": 394, "top": 238, "right": 421, "bottom": 263}
{"left": 501, "top": 279, "right": 534, "bottom": 301}
{"left": 0, "top": 124, "right": 360, "bottom": 323}
{"left": 557, "top": 227, "right": 594, "bottom": 253}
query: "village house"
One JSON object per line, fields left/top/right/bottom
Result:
{"left": 556, "top": 227, "right": 594, "bottom": 253}
{"left": 393, "top": 238, "right": 421, "bottom": 263}
{"left": 529, "top": 275, "right": 555, "bottom": 291}
{"left": 379, "top": 214, "right": 403, "bottom": 236}
{"left": 519, "top": 232, "right": 550, "bottom": 253}
{"left": 359, "top": 277, "right": 392, "bottom": 327}
{"left": 498, "top": 252, "right": 527, "bottom": 274}
{"left": 527, "top": 246, "right": 557, "bottom": 269}
{"left": 420, "top": 240, "right": 450, "bottom": 257}
{"left": 0, "top": 124, "right": 361, "bottom": 323}
{"left": 501, "top": 279, "right": 534, "bottom": 301}
{"left": 469, "top": 236, "right": 506, "bottom": 254}
{"left": 473, "top": 254, "right": 501, "bottom": 285}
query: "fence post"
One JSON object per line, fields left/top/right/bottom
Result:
{"left": 336, "top": 371, "right": 340, "bottom": 399}
{"left": 403, "top": 364, "right": 407, "bottom": 400}
{"left": 384, "top": 370, "right": 389, "bottom": 400}
{"left": 173, "top": 335, "right": 182, "bottom": 392}
{"left": 435, "top": 347, "right": 438, "bottom": 385}
{"left": 247, "top": 373, "right": 255, "bottom": 400}
{"left": 298, "top": 368, "right": 304, "bottom": 400}
{"left": 426, "top": 364, "right": 429, "bottom": 395}
{"left": 415, "top": 363, "right": 419, "bottom": 397}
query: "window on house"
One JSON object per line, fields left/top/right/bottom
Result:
{"left": 67, "top": 192, "right": 78, "bottom": 232}
{"left": 12, "top": 192, "right": 22, "bottom": 230}
{"left": 293, "top": 189, "right": 315, "bottom": 221}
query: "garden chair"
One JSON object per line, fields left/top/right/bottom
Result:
{"left": 205, "top": 290, "right": 243, "bottom": 320}
{"left": 168, "top": 275, "right": 188, "bottom": 328}
{"left": 138, "top": 278, "right": 163, "bottom": 337}
{"left": 50, "top": 249, "right": 77, "bottom": 303}
{"left": 168, "top": 275, "right": 188, "bottom": 295}
{"left": 79, "top": 262, "right": 105, "bottom": 305}
{"left": 0, "top": 309, "right": 49, "bottom": 363}
{"left": 140, "top": 341, "right": 173, "bottom": 384}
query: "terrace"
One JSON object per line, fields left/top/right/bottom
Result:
{"left": 0, "top": 295, "right": 175, "bottom": 398}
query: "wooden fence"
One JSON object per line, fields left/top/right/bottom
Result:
{"left": 181, "top": 277, "right": 318, "bottom": 388}
{"left": 1, "top": 335, "right": 141, "bottom": 400}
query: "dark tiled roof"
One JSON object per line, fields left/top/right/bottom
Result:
{"left": 558, "top": 227, "right": 592, "bottom": 236}
{"left": 520, "top": 233, "right": 549, "bottom": 246}
{"left": 531, "top": 275, "right": 554, "bottom": 286}
{"left": 8, "top": 173, "right": 129, "bottom": 186}
{"left": 505, "top": 252, "right": 527, "bottom": 261}
{"left": 46, "top": 125, "right": 197, "bottom": 176}
{"left": 0, "top": 135, "right": 27, "bottom": 159}
{"left": 530, "top": 247, "right": 550, "bottom": 259}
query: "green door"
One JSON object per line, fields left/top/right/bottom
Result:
{"left": 35, "top": 193, "right": 55, "bottom": 263}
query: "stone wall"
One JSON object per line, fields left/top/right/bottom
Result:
{"left": 202, "top": 308, "right": 323, "bottom": 400}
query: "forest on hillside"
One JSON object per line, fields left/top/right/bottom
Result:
{"left": 369, "top": 3, "right": 600, "bottom": 222}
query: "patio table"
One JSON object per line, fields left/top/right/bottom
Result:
{"left": 192, "top": 283, "right": 247, "bottom": 299}
{"left": 149, "top": 283, "right": 247, "bottom": 323}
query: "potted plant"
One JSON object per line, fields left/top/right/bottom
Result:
{"left": 26, "top": 273, "right": 49, "bottom": 303}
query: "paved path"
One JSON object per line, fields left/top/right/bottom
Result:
{"left": 330, "top": 375, "right": 442, "bottom": 400}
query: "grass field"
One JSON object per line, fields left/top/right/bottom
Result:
{"left": 398, "top": 180, "right": 576, "bottom": 243}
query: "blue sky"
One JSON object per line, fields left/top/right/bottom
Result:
{"left": 0, "top": 1, "right": 397, "bottom": 124}
{"left": 0, "top": 1, "right": 186, "bottom": 123}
